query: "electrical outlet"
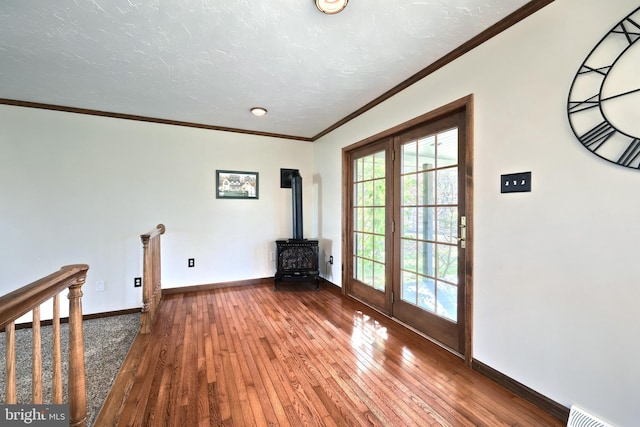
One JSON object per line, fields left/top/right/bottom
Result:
{"left": 501, "top": 172, "right": 531, "bottom": 193}
{"left": 188, "top": 258, "right": 195, "bottom": 268}
{"left": 329, "top": 256, "right": 333, "bottom": 265}
{"left": 96, "top": 280, "right": 105, "bottom": 292}
{"left": 134, "top": 277, "right": 142, "bottom": 287}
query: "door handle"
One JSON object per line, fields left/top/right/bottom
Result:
{"left": 458, "top": 216, "right": 467, "bottom": 249}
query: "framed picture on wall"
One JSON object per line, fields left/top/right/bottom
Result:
{"left": 216, "top": 170, "right": 259, "bottom": 199}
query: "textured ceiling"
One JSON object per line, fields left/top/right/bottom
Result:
{"left": 0, "top": 0, "right": 533, "bottom": 140}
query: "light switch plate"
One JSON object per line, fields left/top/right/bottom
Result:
{"left": 501, "top": 172, "right": 531, "bottom": 193}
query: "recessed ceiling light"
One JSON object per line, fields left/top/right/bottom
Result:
{"left": 316, "top": 0, "right": 348, "bottom": 14}
{"left": 250, "top": 107, "right": 267, "bottom": 117}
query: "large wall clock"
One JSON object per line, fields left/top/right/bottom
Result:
{"left": 567, "top": 6, "right": 640, "bottom": 169}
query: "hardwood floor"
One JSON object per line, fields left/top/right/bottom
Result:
{"left": 96, "top": 281, "right": 564, "bottom": 426}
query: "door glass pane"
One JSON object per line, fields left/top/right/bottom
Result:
{"left": 355, "top": 182, "right": 363, "bottom": 207}
{"left": 437, "top": 207, "right": 458, "bottom": 244}
{"left": 374, "top": 151, "right": 386, "bottom": 176}
{"left": 401, "top": 174, "right": 417, "bottom": 205}
{"left": 363, "top": 259, "right": 373, "bottom": 285}
{"left": 363, "top": 181, "right": 374, "bottom": 206}
{"left": 417, "top": 276, "right": 436, "bottom": 312}
{"left": 373, "top": 207, "right": 385, "bottom": 235}
{"left": 436, "top": 281, "right": 457, "bottom": 321}
{"left": 363, "top": 156, "right": 374, "bottom": 180}
{"left": 401, "top": 207, "right": 417, "bottom": 238}
{"left": 417, "top": 207, "right": 435, "bottom": 242}
{"left": 436, "top": 128, "right": 458, "bottom": 168}
{"left": 417, "top": 135, "right": 436, "bottom": 171}
{"left": 373, "top": 262, "right": 385, "bottom": 291}
{"left": 401, "top": 271, "right": 417, "bottom": 304}
{"left": 418, "top": 241, "right": 435, "bottom": 278}
{"left": 354, "top": 158, "right": 362, "bottom": 181}
{"left": 401, "top": 239, "right": 417, "bottom": 272}
{"left": 402, "top": 141, "right": 417, "bottom": 173}
{"left": 362, "top": 233, "right": 373, "bottom": 258}
{"left": 437, "top": 168, "right": 458, "bottom": 205}
{"left": 436, "top": 244, "right": 458, "bottom": 284}
{"left": 373, "top": 234, "right": 385, "bottom": 262}
{"left": 354, "top": 255, "right": 363, "bottom": 281}
{"left": 417, "top": 171, "right": 434, "bottom": 205}
{"left": 362, "top": 207, "right": 374, "bottom": 233}
{"left": 400, "top": 126, "right": 459, "bottom": 323}
{"left": 353, "top": 149, "right": 386, "bottom": 291}
{"left": 374, "top": 179, "right": 385, "bottom": 206}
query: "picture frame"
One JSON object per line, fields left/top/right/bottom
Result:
{"left": 216, "top": 170, "right": 259, "bottom": 199}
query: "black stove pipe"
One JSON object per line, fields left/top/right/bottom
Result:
{"left": 291, "top": 170, "right": 303, "bottom": 240}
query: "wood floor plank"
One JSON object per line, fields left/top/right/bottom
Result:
{"left": 97, "top": 281, "right": 565, "bottom": 426}
{"left": 294, "top": 305, "right": 431, "bottom": 426}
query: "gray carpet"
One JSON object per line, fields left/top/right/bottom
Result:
{"left": 0, "top": 313, "right": 140, "bottom": 426}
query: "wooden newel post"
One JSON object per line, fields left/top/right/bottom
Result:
{"left": 140, "top": 224, "right": 165, "bottom": 334}
{"left": 140, "top": 233, "right": 151, "bottom": 332}
{"left": 68, "top": 279, "right": 87, "bottom": 427}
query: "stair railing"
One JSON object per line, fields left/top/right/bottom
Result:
{"left": 140, "top": 224, "right": 165, "bottom": 334}
{"left": 0, "top": 264, "right": 89, "bottom": 427}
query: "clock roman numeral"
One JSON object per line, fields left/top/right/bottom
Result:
{"left": 568, "top": 93, "right": 600, "bottom": 114}
{"left": 618, "top": 139, "right": 640, "bottom": 167}
{"left": 613, "top": 18, "right": 640, "bottom": 44}
{"left": 579, "top": 121, "right": 616, "bottom": 151}
{"left": 577, "top": 64, "right": 611, "bottom": 77}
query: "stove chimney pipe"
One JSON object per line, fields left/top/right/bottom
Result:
{"left": 291, "top": 170, "right": 303, "bottom": 240}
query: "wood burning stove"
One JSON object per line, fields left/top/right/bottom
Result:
{"left": 274, "top": 170, "right": 320, "bottom": 290}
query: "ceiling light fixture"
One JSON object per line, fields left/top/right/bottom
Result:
{"left": 250, "top": 107, "right": 267, "bottom": 116}
{"left": 315, "top": 0, "right": 348, "bottom": 14}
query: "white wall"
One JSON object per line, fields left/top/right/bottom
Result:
{"left": 2, "top": 0, "right": 638, "bottom": 424}
{"left": 313, "top": 0, "right": 640, "bottom": 425}
{"left": 0, "top": 105, "right": 313, "bottom": 317}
